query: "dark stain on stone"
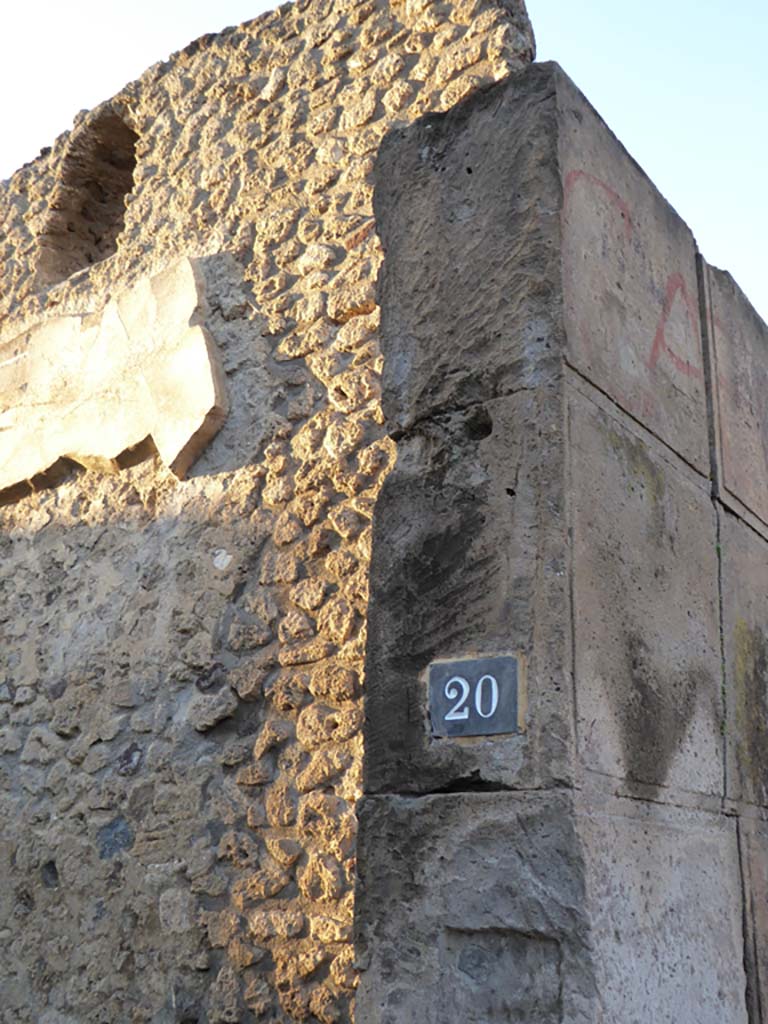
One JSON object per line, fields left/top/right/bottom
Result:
{"left": 196, "top": 662, "right": 225, "bottom": 693}
{"left": 463, "top": 404, "right": 493, "bottom": 440}
{"left": 14, "top": 888, "right": 34, "bottom": 917}
{"left": 97, "top": 816, "right": 134, "bottom": 860}
{"left": 41, "top": 860, "right": 60, "bottom": 889}
{"left": 617, "top": 631, "right": 702, "bottom": 792}
{"left": 116, "top": 742, "right": 143, "bottom": 776}
{"left": 408, "top": 513, "right": 485, "bottom": 599}
{"left": 732, "top": 619, "right": 768, "bottom": 804}
{"left": 607, "top": 424, "right": 669, "bottom": 546}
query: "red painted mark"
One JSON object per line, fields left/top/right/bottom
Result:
{"left": 563, "top": 169, "right": 633, "bottom": 239}
{"left": 712, "top": 314, "right": 731, "bottom": 390}
{"left": 713, "top": 313, "right": 729, "bottom": 338}
{"left": 647, "top": 273, "right": 703, "bottom": 380}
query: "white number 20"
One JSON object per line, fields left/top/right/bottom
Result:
{"left": 444, "top": 674, "right": 499, "bottom": 721}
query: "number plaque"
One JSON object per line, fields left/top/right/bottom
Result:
{"left": 428, "top": 655, "right": 524, "bottom": 738}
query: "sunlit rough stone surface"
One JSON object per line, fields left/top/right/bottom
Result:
{"left": 0, "top": 258, "right": 227, "bottom": 491}
{"left": 0, "top": 0, "right": 535, "bottom": 1021}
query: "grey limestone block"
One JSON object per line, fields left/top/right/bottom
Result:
{"left": 367, "top": 60, "right": 719, "bottom": 799}
{"left": 373, "top": 62, "right": 564, "bottom": 433}
{"left": 568, "top": 387, "right": 722, "bottom": 799}
{"left": 374, "top": 60, "right": 711, "bottom": 475}
{"left": 559, "top": 69, "right": 709, "bottom": 474}
{"left": 575, "top": 790, "right": 747, "bottom": 1023}
{"left": 739, "top": 813, "right": 768, "bottom": 1021}
{"left": 354, "top": 790, "right": 599, "bottom": 1024}
{"left": 355, "top": 791, "right": 747, "bottom": 1024}
{"left": 367, "top": 63, "right": 576, "bottom": 796}
{"left": 721, "top": 509, "right": 768, "bottom": 807}
{"left": 362, "top": 53, "right": 753, "bottom": 1024}
{"left": 704, "top": 262, "right": 768, "bottom": 532}
{"left": 364, "top": 389, "right": 574, "bottom": 794}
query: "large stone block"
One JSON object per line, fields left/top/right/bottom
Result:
{"left": 704, "top": 264, "right": 768, "bottom": 530}
{"left": 373, "top": 63, "right": 564, "bottom": 432}
{"left": 374, "top": 61, "right": 710, "bottom": 473}
{"left": 559, "top": 72, "right": 709, "bottom": 472}
{"left": 364, "top": 388, "right": 573, "bottom": 794}
{"left": 739, "top": 814, "right": 768, "bottom": 1021}
{"left": 355, "top": 791, "right": 598, "bottom": 1024}
{"left": 356, "top": 791, "right": 746, "bottom": 1024}
{"left": 576, "top": 792, "right": 746, "bottom": 1023}
{"left": 569, "top": 387, "right": 722, "bottom": 797}
{"left": 721, "top": 511, "right": 768, "bottom": 806}
{"left": 0, "top": 258, "right": 227, "bottom": 491}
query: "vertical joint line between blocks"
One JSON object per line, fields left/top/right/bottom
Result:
{"left": 696, "top": 251, "right": 729, "bottom": 804}
{"left": 565, "top": 396, "right": 580, "bottom": 763}
{"left": 715, "top": 504, "right": 728, "bottom": 804}
{"left": 695, "top": 251, "right": 721, "bottom": 499}
{"left": 736, "top": 816, "right": 762, "bottom": 1023}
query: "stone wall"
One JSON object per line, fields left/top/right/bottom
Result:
{"left": 4, "top": 3, "right": 766, "bottom": 1021}
{"left": 0, "top": 2, "right": 535, "bottom": 1022}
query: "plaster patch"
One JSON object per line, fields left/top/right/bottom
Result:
{"left": 0, "top": 257, "right": 227, "bottom": 489}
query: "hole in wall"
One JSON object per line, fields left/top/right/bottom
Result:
{"left": 40, "top": 860, "right": 60, "bottom": 889}
{"left": 35, "top": 108, "right": 138, "bottom": 286}
{"left": 463, "top": 405, "right": 493, "bottom": 440}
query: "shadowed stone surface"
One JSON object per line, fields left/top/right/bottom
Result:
{"left": 0, "top": 258, "right": 227, "bottom": 490}
{"left": 373, "top": 62, "right": 563, "bottom": 432}
{"left": 740, "top": 815, "right": 768, "bottom": 1021}
{"left": 367, "top": 63, "right": 571, "bottom": 796}
{"left": 706, "top": 264, "right": 768, "bottom": 529}
{"left": 355, "top": 791, "right": 598, "bottom": 1024}
{"left": 577, "top": 792, "right": 746, "bottom": 1023}
{"left": 722, "top": 510, "right": 768, "bottom": 807}
{"left": 364, "top": 390, "right": 572, "bottom": 794}
{"left": 361, "top": 58, "right": 759, "bottom": 1024}
{"left": 355, "top": 794, "right": 746, "bottom": 1024}
{"left": 569, "top": 389, "right": 722, "bottom": 797}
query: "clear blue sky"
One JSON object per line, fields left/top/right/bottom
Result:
{"left": 1, "top": 1, "right": 765, "bottom": 322}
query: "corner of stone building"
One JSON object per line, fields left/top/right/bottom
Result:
{"left": 364, "top": 62, "right": 573, "bottom": 797}
{"left": 357, "top": 60, "right": 599, "bottom": 1020}
{"left": 359, "top": 47, "right": 768, "bottom": 1024}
